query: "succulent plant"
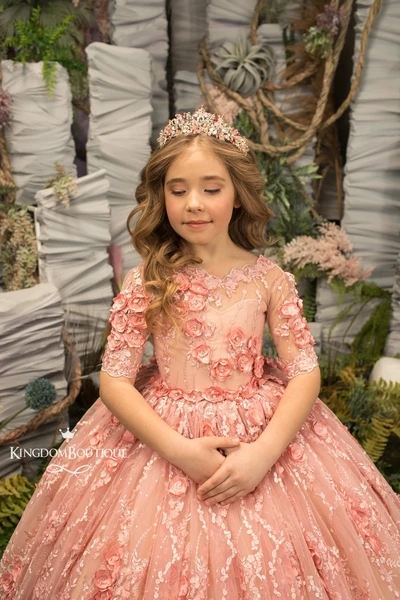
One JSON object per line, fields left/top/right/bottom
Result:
{"left": 211, "top": 34, "right": 274, "bottom": 97}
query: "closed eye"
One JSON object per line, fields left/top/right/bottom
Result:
{"left": 205, "top": 189, "right": 220, "bottom": 194}
{"left": 171, "top": 190, "right": 185, "bottom": 196}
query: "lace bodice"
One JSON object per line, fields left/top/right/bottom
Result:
{"left": 101, "top": 255, "right": 319, "bottom": 392}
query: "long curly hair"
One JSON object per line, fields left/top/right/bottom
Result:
{"left": 127, "top": 133, "right": 274, "bottom": 335}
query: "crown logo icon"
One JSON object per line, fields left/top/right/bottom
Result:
{"left": 59, "top": 427, "right": 75, "bottom": 440}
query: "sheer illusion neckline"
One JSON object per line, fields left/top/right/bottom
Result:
{"left": 185, "top": 253, "right": 263, "bottom": 282}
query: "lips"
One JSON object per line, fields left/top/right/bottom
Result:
{"left": 185, "top": 220, "right": 210, "bottom": 224}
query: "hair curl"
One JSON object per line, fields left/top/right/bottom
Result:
{"left": 127, "top": 133, "right": 274, "bottom": 336}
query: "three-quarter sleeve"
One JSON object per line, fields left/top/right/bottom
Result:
{"left": 265, "top": 267, "right": 319, "bottom": 379}
{"left": 101, "top": 265, "right": 150, "bottom": 381}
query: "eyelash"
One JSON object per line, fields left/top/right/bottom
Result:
{"left": 171, "top": 189, "right": 221, "bottom": 196}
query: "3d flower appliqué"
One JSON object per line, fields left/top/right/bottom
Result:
{"left": 169, "top": 475, "right": 189, "bottom": 496}
{"left": 211, "top": 358, "right": 233, "bottom": 381}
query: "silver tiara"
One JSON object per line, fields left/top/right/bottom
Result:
{"left": 157, "top": 106, "right": 249, "bottom": 154}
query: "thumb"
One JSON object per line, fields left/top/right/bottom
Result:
{"left": 213, "top": 436, "right": 241, "bottom": 447}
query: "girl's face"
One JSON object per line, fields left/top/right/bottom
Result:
{"left": 164, "top": 144, "right": 240, "bottom": 248}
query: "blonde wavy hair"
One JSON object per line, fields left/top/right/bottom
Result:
{"left": 127, "top": 133, "right": 274, "bottom": 336}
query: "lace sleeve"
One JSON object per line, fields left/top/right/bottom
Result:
{"left": 265, "top": 267, "right": 319, "bottom": 379}
{"left": 101, "top": 264, "right": 150, "bottom": 381}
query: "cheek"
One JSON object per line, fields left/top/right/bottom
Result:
{"left": 164, "top": 196, "right": 181, "bottom": 226}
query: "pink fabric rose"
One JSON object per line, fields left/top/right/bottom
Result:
{"left": 169, "top": 475, "right": 189, "bottom": 496}
{"left": 211, "top": 358, "right": 233, "bottom": 381}
{"left": 278, "top": 301, "right": 300, "bottom": 319}
{"left": 110, "top": 311, "right": 128, "bottom": 333}
{"left": 189, "top": 281, "right": 209, "bottom": 296}
{"left": 248, "top": 336, "right": 262, "bottom": 357}
{"left": 312, "top": 420, "right": 328, "bottom": 439}
{"left": 93, "top": 590, "right": 113, "bottom": 600}
{"left": 169, "top": 388, "right": 184, "bottom": 401}
{"left": 295, "top": 329, "right": 314, "bottom": 349}
{"left": 288, "top": 315, "right": 306, "bottom": 333}
{"left": 128, "top": 312, "right": 147, "bottom": 329}
{"left": 192, "top": 344, "right": 211, "bottom": 364}
{"left": 175, "top": 272, "right": 190, "bottom": 292}
{"left": 124, "top": 329, "right": 146, "bottom": 348}
{"left": 128, "top": 292, "right": 149, "bottom": 312}
{"left": 94, "top": 569, "right": 116, "bottom": 591}
{"left": 253, "top": 356, "right": 265, "bottom": 378}
{"left": 183, "top": 318, "right": 204, "bottom": 337}
{"left": 110, "top": 415, "right": 120, "bottom": 426}
{"left": 288, "top": 443, "right": 305, "bottom": 462}
{"left": 106, "top": 332, "right": 125, "bottom": 352}
{"left": 104, "top": 545, "right": 123, "bottom": 572}
{"left": 187, "top": 293, "right": 206, "bottom": 312}
{"left": 90, "top": 431, "right": 105, "bottom": 447}
{"left": 236, "top": 352, "right": 254, "bottom": 373}
{"left": 227, "top": 326, "right": 247, "bottom": 349}
{"left": 0, "top": 573, "right": 15, "bottom": 593}
{"left": 111, "top": 293, "right": 128, "bottom": 311}
{"left": 178, "top": 575, "right": 189, "bottom": 598}
{"left": 153, "top": 380, "right": 170, "bottom": 397}
{"left": 204, "top": 386, "right": 225, "bottom": 402}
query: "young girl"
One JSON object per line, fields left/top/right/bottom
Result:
{"left": 1, "top": 107, "right": 399, "bottom": 599}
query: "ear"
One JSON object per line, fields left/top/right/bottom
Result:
{"left": 233, "top": 198, "right": 241, "bottom": 209}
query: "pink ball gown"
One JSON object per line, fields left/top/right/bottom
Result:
{"left": 0, "top": 254, "right": 399, "bottom": 599}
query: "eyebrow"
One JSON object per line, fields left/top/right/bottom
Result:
{"left": 165, "top": 176, "right": 226, "bottom": 186}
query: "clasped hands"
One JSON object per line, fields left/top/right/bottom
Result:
{"left": 175, "top": 435, "right": 276, "bottom": 507}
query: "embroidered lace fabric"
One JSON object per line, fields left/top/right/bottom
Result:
{"left": 1, "top": 255, "right": 399, "bottom": 600}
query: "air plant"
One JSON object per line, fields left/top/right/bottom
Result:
{"left": 211, "top": 34, "right": 275, "bottom": 97}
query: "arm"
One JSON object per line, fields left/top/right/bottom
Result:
{"left": 101, "top": 267, "right": 240, "bottom": 476}
{"left": 99, "top": 266, "right": 186, "bottom": 465}
{"left": 254, "top": 268, "right": 320, "bottom": 462}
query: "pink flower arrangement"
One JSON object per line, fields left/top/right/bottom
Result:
{"left": 282, "top": 222, "right": 374, "bottom": 287}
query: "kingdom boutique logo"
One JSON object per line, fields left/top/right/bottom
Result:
{"left": 9, "top": 427, "right": 128, "bottom": 477}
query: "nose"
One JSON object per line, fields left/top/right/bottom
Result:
{"left": 186, "top": 190, "right": 203, "bottom": 211}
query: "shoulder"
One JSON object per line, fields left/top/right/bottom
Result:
{"left": 257, "top": 254, "right": 287, "bottom": 280}
{"left": 121, "top": 263, "right": 145, "bottom": 291}
{"left": 257, "top": 255, "right": 297, "bottom": 293}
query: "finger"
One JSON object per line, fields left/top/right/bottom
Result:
{"left": 204, "top": 485, "right": 238, "bottom": 506}
{"left": 215, "top": 436, "right": 240, "bottom": 447}
{"left": 199, "top": 475, "right": 230, "bottom": 500}
{"left": 220, "top": 490, "right": 243, "bottom": 506}
{"left": 197, "top": 468, "right": 230, "bottom": 495}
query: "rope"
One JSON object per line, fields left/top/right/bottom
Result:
{"left": 0, "top": 327, "right": 82, "bottom": 447}
{"left": 197, "top": 0, "right": 383, "bottom": 160}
